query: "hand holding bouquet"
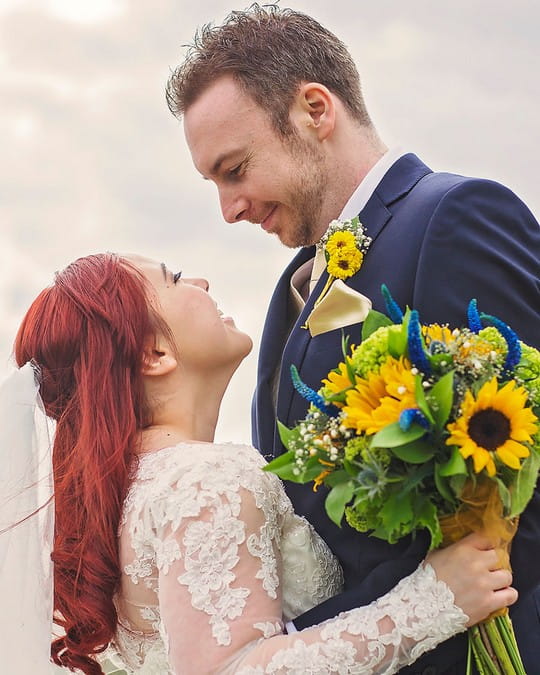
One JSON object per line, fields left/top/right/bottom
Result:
{"left": 266, "top": 287, "right": 540, "bottom": 674}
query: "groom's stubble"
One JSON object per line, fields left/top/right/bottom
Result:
{"left": 275, "top": 131, "right": 329, "bottom": 249}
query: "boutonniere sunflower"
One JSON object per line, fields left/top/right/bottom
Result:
{"left": 313, "top": 216, "right": 371, "bottom": 309}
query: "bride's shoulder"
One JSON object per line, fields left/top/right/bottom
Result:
{"left": 122, "top": 441, "right": 290, "bottom": 531}
{"left": 129, "top": 441, "right": 275, "bottom": 500}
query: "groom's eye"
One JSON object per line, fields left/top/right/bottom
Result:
{"left": 173, "top": 271, "right": 182, "bottom": 284}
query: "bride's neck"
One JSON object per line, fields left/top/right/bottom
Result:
{"left": 139, "top": 372, "right": 228, "bottom": 452}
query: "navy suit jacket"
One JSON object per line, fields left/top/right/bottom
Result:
{"left": 253, "top": 154, "right": 540, "bottom": 674}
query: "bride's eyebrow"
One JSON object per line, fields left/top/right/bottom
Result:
{"left": 160, "top": 262, "right": 168, "bottom": 282}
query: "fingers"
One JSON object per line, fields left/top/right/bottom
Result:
{"left": 459, "top": 531, "right": 496, "bottom": 551}
{"left": 492, "top": 586, "right": 518, "bottom": 611}
{"left": 487, "top": 568, "right": 513, "bottom": 591}
{"left": 426, "top": 538, "right": 518, "bottom": 626}
{"left": 466, "top": 585, "right": 519, "bottom": 627}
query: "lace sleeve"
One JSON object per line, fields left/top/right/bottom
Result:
{"left": 152, "top": 461, "right": 467, "bottom": 675}
{"left": 231, "top": 563, "right": 468, "bottom": 674}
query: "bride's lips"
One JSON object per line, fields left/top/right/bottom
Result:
{"left": 260, "top": 206, "right": 278, "bottom": 232}
{"left": 218, "top": 309, "right": 235, "bottom": 325}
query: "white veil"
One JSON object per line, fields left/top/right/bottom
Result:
{"left": 0, "top": 363, "right": 58, "bottom": 673}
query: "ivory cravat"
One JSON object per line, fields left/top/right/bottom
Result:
{"left": 308, "top": 248, "right": 326, "bottom": 296}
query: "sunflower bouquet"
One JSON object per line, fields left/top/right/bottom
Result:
{"left": 265, "top": 287, "right": 540, "bottom": 674}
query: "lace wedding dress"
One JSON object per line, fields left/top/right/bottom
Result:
{"left": 102, "top": 442, "right": 467, "bottom": 674}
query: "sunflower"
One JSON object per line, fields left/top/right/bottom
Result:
{"left": 446, "top": 377, "right": 538, "bottom": 476}
{"left": 423, "top": 323, "right": 454, "bottom": 345}
{"left": 325, "top": 230, "right": 357, "bottom": 256}
{"left": 322, "top": 357, "right": 356, "bottom": 397}
{"left": 343, "top": 356, "right": 416, "bottom": 434}
{"left": 327, "top": 248, "right": 363, "bottom": 280}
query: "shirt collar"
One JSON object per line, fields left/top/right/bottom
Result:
{"left": 339, "top": 147, "right": 407, "bottom": 220}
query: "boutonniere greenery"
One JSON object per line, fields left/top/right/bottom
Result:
{"left": 313, "top": 216, "right": 371, "bottom": 309}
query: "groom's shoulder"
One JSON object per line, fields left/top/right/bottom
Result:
{"left": 405, "top": 155, "right": 523, "bottom": 205}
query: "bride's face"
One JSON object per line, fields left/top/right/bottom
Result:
{"left": 127, "top": 255, "right": 253, "bottom": 371}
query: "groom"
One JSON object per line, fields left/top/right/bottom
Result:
{"left": 168, "top": 5, "right": 540, "bottom": 673}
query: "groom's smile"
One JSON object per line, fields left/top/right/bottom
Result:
{"left": 183, "top": 75, "right": 330, "bottom": 248}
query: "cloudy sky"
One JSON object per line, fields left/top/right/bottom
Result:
{"left": 1, "top": 0, "right": 538, "bottom": 443}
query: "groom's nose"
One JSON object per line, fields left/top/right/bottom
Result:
{"left": 219, "top": 187, "right": 249, "bottom": 223}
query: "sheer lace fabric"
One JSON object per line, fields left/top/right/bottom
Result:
{"left": 102, "top": 443, "right": 467, "bottom": 674}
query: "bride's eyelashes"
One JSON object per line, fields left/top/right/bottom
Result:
{"left": 173, "top": 272, "right": 182, "bottom": 284}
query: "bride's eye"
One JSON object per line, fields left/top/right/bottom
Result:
{"left": 173, "top": 271, "right": 182, "bottom": 284}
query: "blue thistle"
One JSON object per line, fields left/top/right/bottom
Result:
{"left": 467, "top": 299, "right": 482, "bottom": 334}
{"left": 290, "top": 365, "right": 340, "bottom": 417}
{"left": 480, "top": 313, "right": 522, "bottom": 373}
{"left": 407, "top": 310, "right": 431, "bottom": 375}
{"left": 381, "top": 284, "right": 404, "bottom": 323}
{"left": 399, "top": 408, "right": 431, "bottom": 431}
{"left": 428, "top": 340, "right": 449, "bottom": 355}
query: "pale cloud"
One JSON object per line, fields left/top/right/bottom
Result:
{"left": 0, "top": 0, "right": 538, "bottom": 443}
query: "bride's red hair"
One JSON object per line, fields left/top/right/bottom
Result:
{"left": 15, "top": 253, "right": 166, "bottom": 674}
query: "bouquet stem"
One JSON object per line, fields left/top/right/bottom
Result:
{"left": 440, "top": 480, "right": 524, "bottom": 675}
{"left": 467, "top": 615, "right": 525, "bottom": 675}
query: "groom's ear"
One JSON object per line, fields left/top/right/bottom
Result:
{"left": 292, "top": 82, "right": 336, "bottom": 141}
{"left": 141, "top": 338, "right": 178, "bottom": 377}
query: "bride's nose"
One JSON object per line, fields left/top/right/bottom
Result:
{"left": 185, "top": 277, "right": 209, "bottom": 291}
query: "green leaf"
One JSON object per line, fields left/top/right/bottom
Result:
{"left": 325, "top": 469, "right": 350, "bottom": 487}
{"left": 325, "top": 481, "right": 355, "bottom": 526}
{"left": 449, "top": 473, "right": 467, "bottom": 497}
{"left": 509, "top": 450, "right": 540, "bottom": 517}
{"left": 302, "top": 461, "right": 330, "bottom": 482}
{"left": 387, "top": 326, "right": 407, "bottom": 358}
{"left": 438, "top": 446, "right": 467, "bottom": 476}
{"left": 429, "top": 352, "right": 455, "bottom": 369}
{"left": 371, "top": 421, "right": 426, "bottom": 448}
{"left": 400, "top": 461, "right": 434, "bottom": 494}
{"left": 414, "top": 375, "right": 435, "bottom": 425}
{"left": 426, "top": 371, "right": 454, "bottom": 430}
{"left": 263, "top": 452, "right": 304, "bottom": 482}
{"left": 263, "top": 450, "right": 295, "bottom": 472}
{"left": 415, "top": 498, "right": 443, "bottom": 549}
{"left": 380, "top": 492, "right": 413, "bottom": 536}
{"left": 341, "top": 332, "right": 351, "bottom": 359}
{"left": 434, "top": 466, "right": 455, "bottom": 503}
{"left": 390, "top": 439, "right": 434, "bottom": 463}
{"left": 277, "top": 420, "right": 296, "bottom": 449}
{"left": 343, "top": 458, "right": 360, "bottom": 476}
{"left": 361, "top": 310, "right": 393, "bottom": 340}
{"left": 494, "top": 477, "right": 511, "bottom": 515}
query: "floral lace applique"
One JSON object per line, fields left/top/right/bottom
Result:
{"left": 109, "top": 443, "right": 466, "bottom": 675}
{"left": 116, "top": 444, "right": 296, "bottom": 659}
{"left": 236, "top": 563, "right": 467, "bottom": 675}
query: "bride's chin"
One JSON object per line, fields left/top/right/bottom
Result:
{"left": 232, "top": 329, "right": 253, "bottom": 358}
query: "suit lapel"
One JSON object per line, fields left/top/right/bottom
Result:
{"left": 255, "top": 246, "right": 315, "bottom": 453}
{"left": 258, "top": 245, "right": 314, "bottom": 383}
{"left": 276, "top": 154, "right": 433, "bottom": 432}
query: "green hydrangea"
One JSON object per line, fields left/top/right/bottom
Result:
{"left": 519, "top": 343, "right": 540, "bottom": 407}
{"left": 363, "top": 445, "right": 391, "bottom": 468}
{"left": 344, "top": 437, "right": 369, "bottom": 461}
{"left": 477, "top": 326, "right": 507, "bottom": 357}
{"left": 345, "top": 506, "right": 369, "bottom": 532}
{"left": 349, "top": 325, "right": 401, "bottom": 378}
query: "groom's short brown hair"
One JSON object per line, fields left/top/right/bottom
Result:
{"left": 166, "top": 3, "right": 372, "bottom": 136}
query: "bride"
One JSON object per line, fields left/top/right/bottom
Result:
{"left": 2, "top": 253, "right": 516, "bottom": 674}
